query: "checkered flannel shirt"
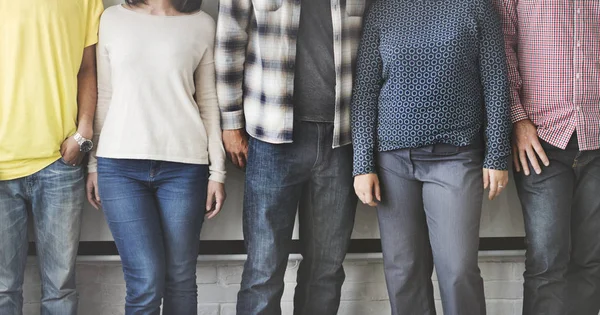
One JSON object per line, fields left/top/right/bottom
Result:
{"left": 215, "top": 0, "right": 369, "bottom": 147}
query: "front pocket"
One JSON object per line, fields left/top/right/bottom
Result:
{"left": 253, "top": 0, "right": 283, "bottom": 12}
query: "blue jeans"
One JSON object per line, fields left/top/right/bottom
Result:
{"left": 97, "top": 158, "right": 208, "bottom": 315}
{"left": 237, "top": 121, "right": 357, "bottom": 315}
{"left": 0, "top": 158, "right": 84, "bottom": 315}
{"left": 516, "top": 135, "right": 600, "bottom": 315}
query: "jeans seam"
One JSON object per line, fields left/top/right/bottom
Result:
{"left": 312, "top": 123, "right": 322, "bottom": 170}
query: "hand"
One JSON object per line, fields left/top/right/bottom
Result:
{"left": 483, "top": 169, "right": 509, "bottom": 201}
{"left": 205, "top": 180, "right": 226, "bottom": 219}
{"left": 354, "top": 174, "right": 381, "bottom": 207}
{"left": 60, "top": 136, "right": 84, "bottom": 166}
{"left": 223, "top": 129, "right": 249, "bottom": 169}
{"left": 513, "top": 119, "right": 549, "bottom": 175}
{"left": 86, "top": 173, "right": 101, "bottom": 209}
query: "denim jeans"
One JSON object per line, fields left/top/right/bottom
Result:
{"left": 237, "top": 121, "right": 357, "bottom": 315}
{"left": 97, "top": 158, "right": 208, "bottom": 315}
{"left": 0, "top": 158, "right": 84, "bottom": 315}
{"left": 516, "top": 135, "right": 600, "bottom": 315}
{"left": 376, "top": 144, "right": 486, "bottom": 315}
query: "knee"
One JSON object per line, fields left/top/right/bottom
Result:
{"left": 525, "top": 235, "right": 570, "bottom": 276}
{"left": 165, "top": 264, "right": 197, "bottom": 294}
{"left": 124, "top": 267, "right": 165, "bottom": 305}
{"left": 436, "top": 255, "right": 480, "bottom": 285}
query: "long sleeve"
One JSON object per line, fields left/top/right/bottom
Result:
{"left": 492, "top": 0, "right": 528, "bottom": 123}
{"left": 87, "top": 17, "right": 111, "bottom": 174}
{"left": 351, "top": 7, "right": 383, "bottom": 176}
{"left": 478, "top": 0, "right": 512, "bottom": 170}
{"left": 215, "top": 0, "right": 253, "bottom": 130}
{"left": 196, "top": 20, "right": 226, "bottom": 184}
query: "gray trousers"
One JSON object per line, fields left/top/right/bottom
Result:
{"left": 376, "top": 144, "right": 486, "bottom": 315}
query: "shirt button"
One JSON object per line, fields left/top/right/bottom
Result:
{"left": 576, "top": 73, "right": 581, "bottom": 79}
{"left": 577, "top": 41, "right": 581, "bottom": 47}
{"left": 577, "top": 8, "right": 581, "bottom": 14}
{"left": 577, "top": 106, "right": 581, "bottom": 111}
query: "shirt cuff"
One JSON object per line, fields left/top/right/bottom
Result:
{"left": 483, "top": 154, "right": 510, "bottom": 171}
{"left": 510, "top": 104, "right": 529, "bottom": 124}
{"left": 221, "top": 110, "right": 245, "bottom": 130}
{"left": 209, "top": 171, "right": 226, "bottom": 184}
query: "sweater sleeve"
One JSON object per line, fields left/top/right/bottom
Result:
{"left": 87, "top": 13, "right": 111, "bottom": 174}
{"left": 351, "top": 5, "right": 383, "bottom": 176}
{"left": 196, "top": 19, "right": 226, "bottom": 184}
{"left": 478, "top": 0, "right": 512, "bottom": 170}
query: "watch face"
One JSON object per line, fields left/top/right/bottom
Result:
{"left": 80, "top": 140, "right": 94, "bottom": 153}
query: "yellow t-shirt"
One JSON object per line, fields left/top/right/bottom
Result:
{"left": 0, "top": 0, "right": 104, "bottom": 180}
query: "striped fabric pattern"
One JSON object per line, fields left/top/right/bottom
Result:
{"left": 494, "top": 0, "right": 600, "bottom": 150}
{"left": 215, "top": 0, "right": 369, "bottom": 148}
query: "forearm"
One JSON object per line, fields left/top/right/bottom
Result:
{"left": 77, "top": 46, "right": 98, "bottom": 138}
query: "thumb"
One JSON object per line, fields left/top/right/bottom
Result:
{"left": 206, "top": 189, "right": 215, "bottom": 211}
{"left": 483, "top": 169, "right": 490, "bottom": 189}
{"left": 374, "top": 179, "right": 381, "bottom": 202}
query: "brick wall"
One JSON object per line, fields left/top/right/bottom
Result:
{"left": 22, "top": 256, "right": 525, "bottom": 315}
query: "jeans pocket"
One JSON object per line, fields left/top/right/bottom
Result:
{"left": 58, "top": 157, "right": 80, "bottom": 168}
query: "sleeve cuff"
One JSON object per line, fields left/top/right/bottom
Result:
{"left": 510, "top": 104, "right": 529, "bottom": 123}
{"left": 483, "top": 155, "right": 510, "bottom": 171}
{"left": 221, "top": 110, "right": 245, "bottom": 130}
{"left": 209, "top": 171, "right": 226, "bottom": 184}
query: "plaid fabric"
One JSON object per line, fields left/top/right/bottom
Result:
{"left": 494, "top": 0, "right": 600, "bottom": 150}
{"left": 215, "top": 0, "right": 369, "bottom": 147}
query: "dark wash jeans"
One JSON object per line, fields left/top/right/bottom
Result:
{"left": 0, "top": 159, "right": 84, "bottom": 315}
{"left": 516, "top": 135, "right": 600, "bottom": 315}
{"left": 237, "top": 121, "right": 357, "bottom": 315}
{"left": 97, "top": 158, "right": 208, "bottom": 315}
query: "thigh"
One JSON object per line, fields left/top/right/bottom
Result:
{"left": 154, "top": 163, "right": 209, "bottom": 278}
{"left": 571, "top": 151, "right": 600, "bottom": 265}
{"left": 514, "top": 147, "right": 575, "bottom": 268}
{"left": 31, "top": 160, "right": 84, "bottom": 282}
{"left": 0, "top": 179, "right": 29, "bottom": 290}
{"left": 243, "top": 137, "right": 309, "bottom": 257}
{"left": 419, "top": 149, "right": 484, "bottom": 271}
{"left": 97, "top": 159, "right": 165, "bottom": 282}
{"left": 299, "top": 144, "right": 356, "bottom": 260}
{"left": 376, "top": 149, "right": 430, "bottom": 267}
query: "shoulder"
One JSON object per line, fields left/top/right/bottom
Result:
{"left": 190, "top": 11, "right": 217, "bottom": 35}
{"left": 99, "top": 5, "right": 121, "bottom": 21}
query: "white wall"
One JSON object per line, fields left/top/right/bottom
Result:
{"left": 79, "top": 0, "right": 525, "bottom": 243}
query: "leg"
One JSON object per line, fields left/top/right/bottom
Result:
{"left": 515, "top": 146, "right": 575, "bottom": 315}
{"left": 98, "top": 158, "right": 166, "bottom": 315}
{"left": 375, "top": 149, "right": 436, "bottom": 315}
{"left": 567, "top": 150, "right": 600, "bottom": 315}
{"left": 0, "top": 178, "right": 29, "bottom": 315}
{"left": 155, "top": 163, "right": 209, "bottom": 315}
{"left": 237, "top": 135, "right": 312, "bottom": 315}
{"left": 294, "top": 131, "right": 357, "bottom": 315}
{"left": 31, "top": 160, "right": 84, "bottom": 315}
{"left": 419, "top": 149, "right": 485, "bottom": 315}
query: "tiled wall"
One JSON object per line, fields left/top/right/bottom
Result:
{"left": 22, "top": 256, "right": 525, "bottom": 315}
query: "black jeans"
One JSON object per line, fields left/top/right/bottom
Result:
{"left": 237, "top": 121, "right": 357, "bottom": 315}
{"left": 516, "top": 135, "right": 600, "bottom": 315}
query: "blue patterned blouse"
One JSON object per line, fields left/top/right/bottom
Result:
{"left": 351, "top": 0, "right": 512, "bottom": 176}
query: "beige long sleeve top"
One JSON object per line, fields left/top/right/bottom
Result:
{"left": 88, "top": 5, "right": 226, "bottom": 183}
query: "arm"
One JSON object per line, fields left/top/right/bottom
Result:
{"left": 196, "top": 22, "right": 226, "bottom": 185}
{"left": 478, "top": 0, "right": 512, "bottom": 171}
{"left": 215, "top": 0, "right": 253, "bottom": 130}
{"left": 492, "top": 0, "right": 528, "bottom": 123}
{"left": 351, "top": 7, "right": 383, "bottom": 177}
{"left": 351, "top": 7, "right": 383, "bottom": 206}
{"left": 76, "top": 46, "right": 97, "bottom": 138}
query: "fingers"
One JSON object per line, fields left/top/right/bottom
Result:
{"left": 483, "top": 168, "right": 489, "bottom": 189}
{"left": 532, "top": 140, "right": 550, "bottom": 167}
{"left": 512, "top": 146, "right": 521, "bottom": 172}
{"left": 207, "top": 190, "right": 226, "bottom": 220}
{"left": 518, "top": 148, "right": 531, "bottom": 176}
{"left": 374, "top": 179, "right": 381, "bottom": 202}
{"left": 488, "top": 174, "right": 498, "bottom": 201}
{"left": 86, "top": 177, "right": 101, "bottom": 209}
{"left": 525, "top": 147, "right": 542, "bottom": 174}
{"left": 205, "top": 189, "right": 215, "bottom": 212}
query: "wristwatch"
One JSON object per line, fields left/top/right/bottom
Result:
{"left": 74, "top": 132, "right": 94, "bottom": 153}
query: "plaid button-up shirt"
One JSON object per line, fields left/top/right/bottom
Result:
{"left": 215, "top": 0, "right": 369, "bottom": 148}
{"left": 494, "top": 0, "right": 600, "bottom": 150}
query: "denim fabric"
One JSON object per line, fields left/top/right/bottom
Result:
{"left": 0, "top": 159, "right": 84, "bottom": 315}
{"left": 237, "top": 121, "right": 357, "bottom": 315}
{"left": 515, "top": 135, "right": 600, "bottom": 315}
{"left": 97, "top": 158, "right": 208, "bottom": 315}
{"left": 376, "top": 144, "right": 486, "bottom": 315}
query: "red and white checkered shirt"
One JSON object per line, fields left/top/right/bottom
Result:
{"left": 494, "top": 0, "right": 600, "bottom": 150}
